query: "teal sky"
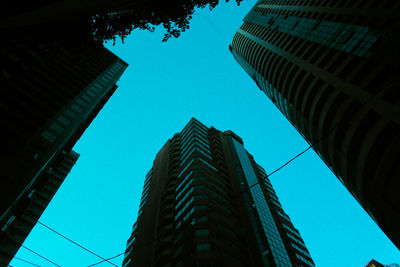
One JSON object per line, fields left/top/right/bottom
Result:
{"left": 11, "top": 1, "right": 399, "bottom": 266}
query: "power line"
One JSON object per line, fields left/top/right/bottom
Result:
{"left": 21, "top": 245, "right": 61, "bottom": 267}
{"left": 12, "top": 256, "right": 41, "bottom": 267}
{"left": 86, "top": 234, "right": 168, "bottom": 266}
{"left": 37, "top": 221, "right": 118, "bottom": 267}
{"left": 86, "top": 253, "right": 124, "bottom": 267}
{"left": 267, "top": 146, "right": 312, "bottom": 177}
{"left": 197, "top": 13, "right": 222, "bottom": 38}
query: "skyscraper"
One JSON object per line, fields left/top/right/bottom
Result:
{"left": 230, "top": 1, "right": 400, "bottom": 249}
{"left": 123, "top": 118, "right": 314, "bottom": 266}
{"left": 0, "top": 40, "right": 128, "bottom": 265}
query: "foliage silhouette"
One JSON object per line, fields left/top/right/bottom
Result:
{"left": 90, "top": 0, "right": 243, "bottom": 43}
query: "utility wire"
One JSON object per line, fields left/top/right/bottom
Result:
{"left": 86, "top": 234, "right": 167, "bottom": 266}
{"left": 197, "top": 13, "right": 222, "bottom": 38}
{"left": 12, "top": 256, "right": 41, "bottom": 267}
{"left": 21, "top": 245, "right": 61, "bottom": 267}
{"left": 37, "top": 221, "right": 118, "bottom": 267}
{"left": 267, "top": 146, "right": 312, "bottom": 177}
{"left": 86, "top": 253, "right": 124, "bottom": 267}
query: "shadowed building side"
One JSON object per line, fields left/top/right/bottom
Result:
{"left": 0, "top": 150, "right": 79, "bottom": 265}
{"left": 230, "top": 0, "right": 400, "bottom": 249}
{"left": 0, "top": 40, "right": 128, "bottom": 265}
{"left": 123, "top": 118, "right": 314, "bottom": 266}
{"left": 0, "top": 0, "right": 147, "bottom": 29}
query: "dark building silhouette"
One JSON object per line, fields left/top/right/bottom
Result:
{"left": 123, "top": 118, "right": 314, "bottom": 266}
{"left": 366, "top": 259, "right": 400, "bottom": 267}
{"left": 230, "top": 1, "right": 400, "bottom": 249}
{"left": 0, "top": 40, "right": 127, "bottom": 265}
{"left": 366, "top": 260, "right": 384, "bottom": 267}
{"left": 0, "top": 0, "right": 145, "bottom": 28}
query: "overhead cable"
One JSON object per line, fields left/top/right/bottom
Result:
{"left": 21, "top": 245, "right": 61, "bottom": 267}
{"left": 86, "top": 253, "right": 124, "bottom": 267}
{"left": 37, "top": 221, "right": 118, "bottom": 267}
{"left": 12, "top": 256, "right": 41, "bottom": 267}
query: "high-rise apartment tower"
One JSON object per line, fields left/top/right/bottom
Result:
{"left": 0, "top": 40, "right": 128, "bottom": 265}
{"left": 123, "top": 118, "right": 314, "bottom": 266}
{"left": 230, "top": 1, "right": 400, "bottom": 248}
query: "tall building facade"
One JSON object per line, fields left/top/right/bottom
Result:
{"left": 0, "top": 40, "right": 128, "bottom": 265}
{"left": 230, "top": 1, "right": 400, "bottom": 249}
{"left": 123, "top": 118, "right": 314, "bottom": 267}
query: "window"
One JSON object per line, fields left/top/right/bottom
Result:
{"left": 175, "top": 231, "right": 184, "bottom": 244}
{"left": 194, "top": 194, "right": 208, "bottom": 200}
{"left": 193, "top": 176, "right": 206, "bottom": 183}
{"left": 123, "top": 258, "right": 132, "bottom": 267}
{"left": 282, "top": 224, "right": 301, "bottom": 238}
{"left": 277, "top": 210, "right": 290, "bottom": 220}
{"left": 75, "top": 98, "right": 87, "bottom": 108}
{"left": 84, "top": 90, "right": 96, "bottom": 98}
{"left": 132, "top": 222, "right": 138, "bottom": 232}
{"left": 196, "top": 216, "right": 208, "bottom": 223}
{"left": 247, "top": 10, "right": 377, "bottom": 58}
{"left": 176, "top": 179, "right": 193, "bottom": 200}
{"left": 176, "top": 171, "right": 192, "bottom": 192}
{"left": 195, "top": 229, "right": 209, "bottom": 237}
{"left": 57, "top": 115, "right": 71, "bottom": 127}
{"left": 178, "top": 158, "right": 195, "bottom": 178}
{"left": 215, "top": 224, "right": 237, "bottom": 238}
{"left": 176, "top": 188, "right": 194, "bottom": 210}
{"left": 141, "top": 190, "right": 149, "bottom": 201}
{"left": 41, "top": 131, "right": 56, "bottom": 142}
{"left": 296, "top": 253, "right": 314, "bottom": 266}
{"left": 197, "top": 259, "right": 213, "bottom": 267}
{"left": 181, "top": 147, "right": 212, "bottom": 167}
{"left": 174, "top": 245, "right": 183, "bottom": 258}
{"left": 175, "top": 198, "right": 194, "bottom": 220}
{"left": 198, "top": 158, "right": 218, "bottom": 172}
{"left": 180, "top": 139, "right": 210, "bottom": 161}
{"left": 183, "top": 207, "right": 195, "bottom": 221}
{"left": 64, "top": 109, "right": 76, "bottom": 119}
{"left": 195, "top": 204, "right": 207, "bottom": 211}
{"left": 126, "top": 236, "right": 136, "bottom": 248}
{"left": 181, "top": 131, "right": 209, "bottom": 149}
{"left": 196, "top": 243, "right": 211, "bottom": 251}
{"left": 49, "top": 122, "right": 64, "bottom": 134}
{"left": 286, "top": 232, "right": 300, "bottom": 243}
{"left": 180, "top": 125, "right": 208, "bottom": 144}
{"left": 70, "top": 103, "right": 82, "bottom": 113}
{"left": 2, "top": 215, "right": 16, "bottom": 232}
{"left": 292, "top": 242, "right": 309, "bottom": 256}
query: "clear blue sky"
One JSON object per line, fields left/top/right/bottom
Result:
{"left": 11, "top": 1, "right": 399, "bottom": 266}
